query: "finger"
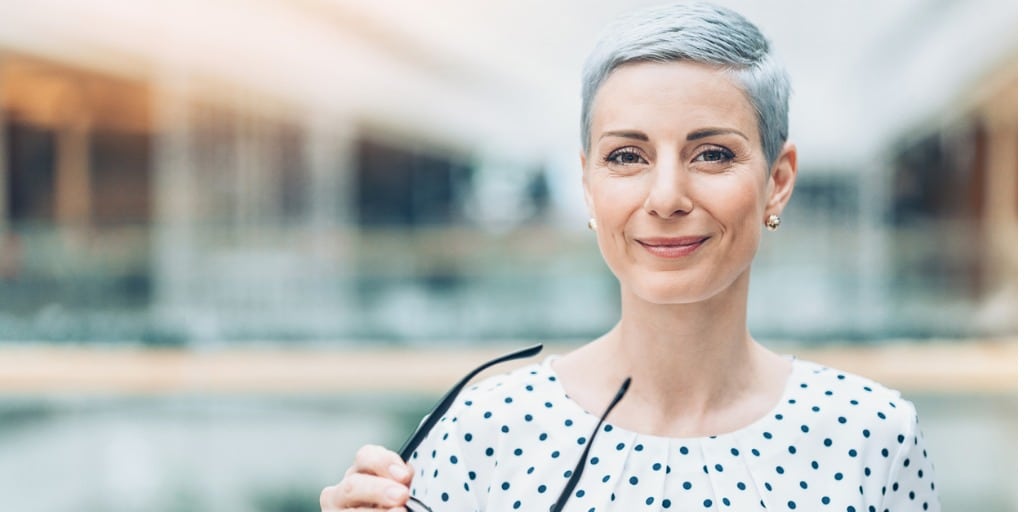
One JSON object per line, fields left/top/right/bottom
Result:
{"left": 322, "top": 480, "right": 407, "bottom": 512}
{"left": 345, "top": 462, "right": 410, "bottom": 482}
{"left": 327, "top": 509, "right": 405, "bottom": 512}
{"left": 397, "top": 462, "right": 414, "bottom": 485}
{"left": 340, "top": 509, "right": 406, "bottom": 512}
{"left": 351, "top": 445, "right": 412, "bottom": 484}
{"left": 320, "top": 484, "right": 338, "bottom": 511}
{"left": 332, "top": 472, "right": 409, "bottom": 509}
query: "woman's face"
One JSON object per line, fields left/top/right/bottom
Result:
{"left": 582, "top": 60, "right": 796, "bottom": 305}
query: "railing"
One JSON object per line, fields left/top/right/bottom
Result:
{"left": 0, "top": 220, "right": 1013, "bottom": 343}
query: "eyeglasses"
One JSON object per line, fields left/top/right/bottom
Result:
{"left": 398, "top": 344, "right": 631, "bottom": 512}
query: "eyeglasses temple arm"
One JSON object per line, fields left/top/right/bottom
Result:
{"left": 398, "top": 343, "right": 544, "bottom": 461}
{"left": 550, "top": 376, "right": 631, "bottom": 512}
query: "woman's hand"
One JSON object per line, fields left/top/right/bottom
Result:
{"left": 320, "top": 444, "right": 414, "bottom": 512}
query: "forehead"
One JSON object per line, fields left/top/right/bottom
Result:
{"left": 591, "top": 61, "right": 758, "bottom": 136}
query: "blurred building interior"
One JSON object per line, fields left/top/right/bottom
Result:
{"left": 0, "top": 1, "right": 1016, "bottom": 511}
{"left": 0, "top": 0, "right": 1016, "bottom": 343}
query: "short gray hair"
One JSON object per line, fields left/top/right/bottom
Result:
{"left": 581, "top": 2, "right": 791, "bottom": 167}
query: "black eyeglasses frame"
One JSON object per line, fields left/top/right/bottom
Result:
{"left": 397, "top": 344, "right": 630, "bottom": 512}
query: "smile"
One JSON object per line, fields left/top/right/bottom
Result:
{"left": 636, "top": 236, "right": 709, "bottom": 258}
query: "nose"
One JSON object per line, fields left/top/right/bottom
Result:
{"left": 643, "top": 159, "right": 693, "bottom": 219}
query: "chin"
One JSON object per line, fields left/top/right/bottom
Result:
{"left": 627, "top": 271, "right": 719, "bottom": 305}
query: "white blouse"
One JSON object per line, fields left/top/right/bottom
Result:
{"left": 409, "top": 356, "right": 939, "bottom": 511}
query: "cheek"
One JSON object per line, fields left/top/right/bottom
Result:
{"left": 589, "top": 176, "right": 647, "bottom": 221}
{"left": 702, "top": 175, "right": 765, "bottom": 222}
{"left": 587, "top": 178, "right": 643, "bottom": 274}
{"left": 712, "top": 180, "right": 766, "bottom": 259}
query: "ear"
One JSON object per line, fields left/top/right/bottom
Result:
{"left": 765, "top": 141, "right": 798, "bottom": 216}
{"left": 580, "top": 150, "right": 595, "bottom": 216}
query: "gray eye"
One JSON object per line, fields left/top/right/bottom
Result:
{"left": 609, "top": 150, "right": 644, "bottom": 164}
{"left": 697, "top": 149, "right": 733, "bottom": 162}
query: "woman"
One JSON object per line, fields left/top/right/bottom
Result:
{"left": 321, "top": 3, "right": 939, "bottom": 511}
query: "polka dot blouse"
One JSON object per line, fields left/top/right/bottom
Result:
{"left": 409, "top": 356, "right": 939, "bottom": 511}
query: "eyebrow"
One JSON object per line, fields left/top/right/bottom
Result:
{"left": 598, "top": 127, "right": 749, "bottom": 143}
{"left": 687, "top": 127, "right": 749, "bottom": 141}
{"left": 599, "top": 130, "right": 648, "bottom": 142}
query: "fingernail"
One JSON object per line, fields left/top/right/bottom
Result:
{"left": 388, "top": 464, "right": 409, "bottom": 480}
{"left": 386, "top": 485, "right": 405, "bottom": 501}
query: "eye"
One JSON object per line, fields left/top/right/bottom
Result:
{"left": 605, "top": 147, "right": 647, "bottom": 165}
{"left": 694, "top": 147, "right": 735, "bottom": 163}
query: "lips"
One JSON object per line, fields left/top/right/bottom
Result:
{"left": 636, "top": 236, "right": 709, "bottom": 258}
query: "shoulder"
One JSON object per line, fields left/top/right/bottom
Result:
{"left": 790, "top": 358, "right": 919, "bottom": 428}
{"left": 761, "top": 360, "right": 938, "bottom": 507}
{"left": 411, "top": 356, "right": 562, "bottom": 449}
{"left": 455, "top": 359, "right": 555, "bottom": 407}
{"left": 785, "top": 359, "right": 926, "bottom": 475}
{"left": 408, "top": 358, "right": 574, "bottom": 493}
{"left": 442, "top": 357, "right": 563, "bottom": 430}
{"left": 407, "top": 360, "right": 554, "bottom": 506}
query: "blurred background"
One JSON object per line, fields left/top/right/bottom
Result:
{"left": 0, "top": 0, "right": 1016, "bottom": 510}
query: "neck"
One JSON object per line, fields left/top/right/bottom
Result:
{"left": 599, "top": 270, "right": 763, "bottom": 420}
{"left": 554, "top": 269, "right": 792, "bottom": 437}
